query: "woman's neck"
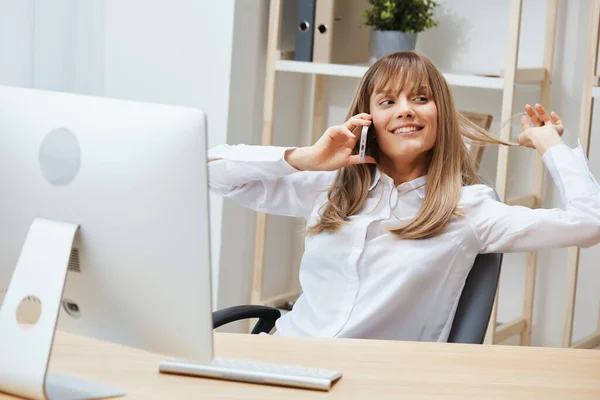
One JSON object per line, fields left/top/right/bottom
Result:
{"left": 378, "top": 154, "right": 428, "bottom": 186}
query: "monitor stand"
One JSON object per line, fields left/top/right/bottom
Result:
{"left": 0, "top": 218, "right": 125, "bottom": 400}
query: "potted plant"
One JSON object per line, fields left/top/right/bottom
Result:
{"left": 363, "top": 0, "right": 440, "bottom": 58}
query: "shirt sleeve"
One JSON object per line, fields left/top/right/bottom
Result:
{"left": 468, "top": 142, "right": 600, "bottom": 254}
{"left": 208, "top": 144, "right": 335, "bottom": 219}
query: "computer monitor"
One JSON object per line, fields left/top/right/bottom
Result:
{"left": 0, "top": 85, "right": 213, "bottom": 399}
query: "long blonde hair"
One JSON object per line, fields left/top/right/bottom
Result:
{"left": 308, "top": 51, "right": 516, "bottom": 239}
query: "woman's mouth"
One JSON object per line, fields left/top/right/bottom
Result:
{"left": 391, "top": 126, "right": 424, "bottom": 137}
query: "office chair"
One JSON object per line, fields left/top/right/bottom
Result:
{"left": 213, "top": 251, "right": 503, "bottom": 344}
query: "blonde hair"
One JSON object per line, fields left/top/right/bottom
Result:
{"left": 308, "top": 51, "right": 516, "bottom": 239}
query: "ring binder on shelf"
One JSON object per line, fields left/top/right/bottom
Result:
{"left": 313, "top": 0, "right": 371, "bottom": 64}
{"left": 294, "top": 0, "right": 316, "bottom": 62}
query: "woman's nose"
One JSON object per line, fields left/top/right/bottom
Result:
{"left": 393, "top": 100, "right": 414, "bottom": 118}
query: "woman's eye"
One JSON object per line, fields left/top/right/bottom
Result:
{"left": 379, "top": 100, "right": 394, "bottom": 106}
{"left": 414, "top": 96, "right": 428, "bottom": 102}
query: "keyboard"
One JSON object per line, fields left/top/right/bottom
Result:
{"left": 159, "top": 358, "right": 343, "bottom": 391}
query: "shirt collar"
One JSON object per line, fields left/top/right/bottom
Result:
{"left": 369, "top": 168, "right": 428, "bottom": 199}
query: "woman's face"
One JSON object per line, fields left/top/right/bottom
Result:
{"left": 369, "top": 85, "right": 438, "bottom": 166}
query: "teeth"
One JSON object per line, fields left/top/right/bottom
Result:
{"left": 394, "top": 127, "right": 419, "bottom": 134}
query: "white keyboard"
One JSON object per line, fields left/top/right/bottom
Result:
{"left": 159, "top": 358, "right": 343, "bottom": 391}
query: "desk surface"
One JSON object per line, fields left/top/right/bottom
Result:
{"left": 2, "top": 331, "right": 600, "bottom": 399}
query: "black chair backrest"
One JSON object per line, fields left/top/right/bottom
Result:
{"left": 447, "top": 180, "right": 503, "bottom": 344}
{"left": 446, "top": 252, "right": 503, "bottom": 344}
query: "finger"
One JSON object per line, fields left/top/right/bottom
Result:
{"left": 534, "top": 104, "right": 553, "bottom": 125}
{"left": 344, "top": 116, "right": 372, "bottom": 131}
{"left": 550, "top": 111, "right": 563, "bottom": 128}
{"left": 329, "top": 126, "right": 356, "bottom": 142}
{"left": 348, "top": 154, "right": 377, "bottom": 165}
{"left": 520, "top": 115, "right": 531, "bottom": 130}
{"left": 524, "top": 104, "right": 542, "bottom": 126}
{"left": 340, "top": 125, "right": 358, "bottom": 145}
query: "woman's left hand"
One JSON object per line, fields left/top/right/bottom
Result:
{"left": 518, "top": 104, "right": 564, "bottom": 156}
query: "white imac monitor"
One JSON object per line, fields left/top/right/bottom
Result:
{"left": 0, "top": 85, "right": 213, "bottom": 399}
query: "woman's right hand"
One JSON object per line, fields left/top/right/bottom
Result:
{"left": 285, "top": 113, "right": 377, "bottom": 171}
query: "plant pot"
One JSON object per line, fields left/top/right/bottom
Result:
{"left": 375, "top": 30, "right": 417, "bottom": 59}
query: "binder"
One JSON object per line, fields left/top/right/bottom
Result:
{"left": 279, "top": 0, "right": 299, "bottom": 57}
{"left": 313, "top": 0, "right": 371, "bottom": 64}
{"left": 294, "top": 0, "right": 317, "bottom": 62}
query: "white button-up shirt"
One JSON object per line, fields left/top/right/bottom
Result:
{"left": 208, "top": 143, "right": 600, "bottom": 342}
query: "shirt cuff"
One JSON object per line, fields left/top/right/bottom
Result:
{"left": 542, "top": 140, "right": 600, "bottom": 205}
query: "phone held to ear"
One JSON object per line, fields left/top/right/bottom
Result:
{"left": 359, "top": 125, "right": 369, "bottom": 163}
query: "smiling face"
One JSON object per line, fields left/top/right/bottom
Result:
{"left": 369, "top": 82, "right": 438, "bottom": 167}
{"left": 346, "top": 52, "right": 459, "bottom": 182}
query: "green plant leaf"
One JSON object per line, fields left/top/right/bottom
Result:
{"left": 363, "top": 0, "right": 440, "bottom": 33}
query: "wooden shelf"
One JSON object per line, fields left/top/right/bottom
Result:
{"left": 494, "top": 317, "right": 527, "bottom": 343}
{"left": 572, "top": 331, "right": 600, "bottom": 349}
{"left": 275, "top": 60, "right": 546, "bottom": 90}
{"left": 275, "top": 60, "right": 369, "bottom": 78}
{"left": 436, "top": 72, "right": 504, "bottom": 90}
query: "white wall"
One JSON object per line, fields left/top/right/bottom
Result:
{"left": 0, "top": 0, "right": 251, "bottom": 311}
{"left": 0, "top": 0, "right": 34, "bottom": 87}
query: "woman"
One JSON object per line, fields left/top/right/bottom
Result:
{"left": 208, "top": 51, "right": 600, "bottom": 342}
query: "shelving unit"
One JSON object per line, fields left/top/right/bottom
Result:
{"left": 561, "top": 0, "right": 600, "bottom": 350}
{"left": 483, "top": 0, "right": 558, "bottom": 346}
{"left": 253, "top": 0, "right": 557, "bottom": 345}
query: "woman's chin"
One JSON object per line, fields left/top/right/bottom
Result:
{"left": 380, "top": 145, "right": 432, "bottom": 162}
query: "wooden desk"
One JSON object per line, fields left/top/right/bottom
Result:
{"left": 2, "top": 332, "right": 600, "bottom": 399}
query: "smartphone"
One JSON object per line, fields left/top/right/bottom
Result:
{"left": 358, "top": 125, "right": 369, "bottom": 163}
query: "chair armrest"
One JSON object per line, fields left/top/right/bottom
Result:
{"left": 212, "top": 305, "right": 281, "bottom": 334}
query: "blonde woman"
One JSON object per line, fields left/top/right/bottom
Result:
{"left": 208, "top": 51, "right": 600, "bottom": 341}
